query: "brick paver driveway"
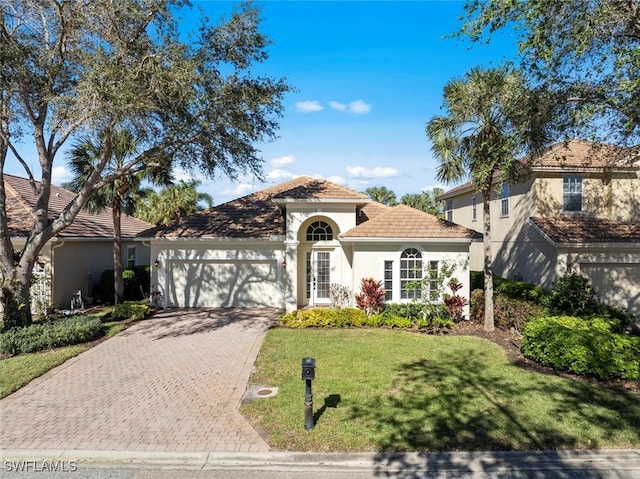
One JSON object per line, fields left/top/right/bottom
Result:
{"left": 0, "top": 308, "right": 280, "bottom": 452}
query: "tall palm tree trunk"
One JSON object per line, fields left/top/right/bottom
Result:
{"left": 112, "top": 203, "right": 124, "bottom": 304}
{"left": 482, "top": 193, "right": 494, "bottom": 332}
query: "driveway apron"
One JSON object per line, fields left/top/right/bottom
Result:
{"left": 0, "top": 308, "right": 279, "bottom": 452}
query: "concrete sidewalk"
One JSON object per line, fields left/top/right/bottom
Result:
{"left": 1, "top": 449, "right": 639, "bottom": 478}
{"left": 0, "top": 308, "right": 279, "bottom": 453}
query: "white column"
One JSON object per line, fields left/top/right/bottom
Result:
{"left": 284, "top": 240, "right": 299, "bottom": 312}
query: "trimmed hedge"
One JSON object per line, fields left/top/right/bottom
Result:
{"left": 0, "top": 316, "right": 104, "bottom": 355}
{"left": 111, "top": 302, "right": 151, "bottom": 321}
{"left": 96, "top": 266, "right": 150, "bottom": 303}
{"left": 522, "top": 316, "right": 640, "bottom": 381}
{"left": 280, "top": 307, "right": 453, "bottom": 331}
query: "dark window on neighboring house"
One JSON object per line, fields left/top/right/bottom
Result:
{"left": 445, "top": 199, "right": 453, "bottom": 222}
{"left": 384, "top": 260, "right": 393, "bottom": 301}
{"left": 127, "top": 246, "right": 136, "bottom": 268}
{"left": 500, "top": 183, "right": 510, "bottom": 217}
{"left": 306, "top": 221, "right": 333, "bottom": 241}
{"left": 563, "top": 175, "right": 583, "bottom": 212}
{"left": 400, "top": 248, "right": 422, "bottom": 300}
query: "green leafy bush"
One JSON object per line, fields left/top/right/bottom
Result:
{"left": 96, "top": 266, "right": 151, "bottom": 303}
{"left": 280, "top": 308, "right": 367, "bottom": 328}
{"left": 544, "top": 273, "right": 599, "bottom": 317}
{"left": 470, "top": 273, "right": 545, "bottom": 303}
{"left": 280, "top": 306, "right": 452, "bottom": 331}
{"left": 111, "top": 302, "right": 151, "bottom": 321}
{"left": 0, "top": 316, "right": 104, "bottom": 355}
{"left": 470, "top": 289, "right": 544, "bottom": 333}
{"left": 522, "top": 316, "right": 640, "bottom": 380}
{"left": 381, "top": 302, "right": 425, "bottom": 320}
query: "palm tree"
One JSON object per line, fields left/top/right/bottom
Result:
{"left": 426, "top": 66, "right": 550, "bottom": 331}
{"left": 400, "top": 187, "right": 445, "bottom": 217}
{"left": 64, "top": 129, "right": 172, "bottom": 304}
{"left": 135, "top": 180, "right": 214, "bottom": 225}
{"left": 363, "top": 186, "right": 397, "bottom": 206}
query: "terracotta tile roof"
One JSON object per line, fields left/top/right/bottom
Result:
{"left": 529, "top": 139, "right": 639, "bottom": 170}
{"left": 4, "top": 174, "right": 152, "bottom": 239}
{"left": 145, "top": 177, "right": 475, "bottom": 240}
{"left": 144, "top": 176, "right": 376, "bottom": 238}
{"left": 438, "top": 140, "right": 640, "bottom": 200}
{"left": 357, "top": 201, "right": 391, "bottom": 225}
{"left": 531, "top": 216, "right": 640, "bottom": 244}
{"left": 271, "top": 176, "right": 370, "bottom": 200}
{"left": 342, "top": 204, "right": 481, "bottom": 240}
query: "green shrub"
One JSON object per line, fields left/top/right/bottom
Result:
{"left": 96, "top": 266, "right": 150, "bottom": 303}
{"left": 381, "top": 302, "right": 425, "bottom": 320}
{"left": 470, "top": 289, "right": 543, "bottom": 333}
{"left": 280, "top": 308, "right": 367, "bottom": 328}
{"left": 280, "top": 306, "right": 452, "bottom": 332}
{"left": 470, "top": 273, "right": 545, "bottom": 303}
{"left": 522, "top": 316, "right": 640, "bottom": 380}
{"left": 544, "top": 273, "right": 600, "bottom": 317}
{"left": 111, "top": 302, "right": 151, "bottom": 321}
{"left": 0, "top": 316, "right": 104, "bottom": 355}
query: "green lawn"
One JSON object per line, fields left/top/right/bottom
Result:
{"left": 0, "top": 321, "right": 126, "bottom": 399}
{"left": 242, "top": 328, "right": 640, "bottom": 452}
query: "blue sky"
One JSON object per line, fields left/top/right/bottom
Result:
{"left": 198, "top": 0, "right": 519, "bottom": 204}
{"left": 9, "top": 0, "right": 519, "bottom": 205}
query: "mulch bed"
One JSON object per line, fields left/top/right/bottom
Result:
{"left": 450, "top": 320, "right": 640, "bottom": 393}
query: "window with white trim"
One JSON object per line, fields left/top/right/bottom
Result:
{"left": 471, "top": 196, "right": 477, "bottom": 221}
{"left": 500, "top": 183, "right": 510, "bottom": 217}
{"left": 563, "top": 175, "right": 583, "bottom": 212}
{"left": 428, "top": 260, "right": 439, "bottom": 301}
{"left": 400, "top": 248, "right": 422, "bottom": 300}
{"left": 306, "top": 221, "right": 333, "bottom": 241}
{"left": 445, "top": 199, "right": 453, "bottom": 221}
{"left": 384, "top": 260, "right": 393, "bottom": 301}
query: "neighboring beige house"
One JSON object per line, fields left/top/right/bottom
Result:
{"left": 143, "top": 177, "right": 481, "bottom": 316}
{"left": 4, "top": 174, "right": 152, "bottom": 312}
{"left": 438, "top": 139, "right": 640, "bottom": 316}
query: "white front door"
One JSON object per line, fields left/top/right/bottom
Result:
{"left": 307, "top": 250, "right": 331, "bottom": 304}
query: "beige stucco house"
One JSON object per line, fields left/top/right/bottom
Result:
{"left": 438, "top": 140, "right": 640, "bottom": 317}
{"left": 5, "top": 174, "right": 152, "bottom": 312}
{"left": 144, "top": 177, "right": 480, "bottom": 316}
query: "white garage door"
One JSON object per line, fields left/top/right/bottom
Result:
{"left": 168, "top": 260, "right": 280, "bottom": 308}
{"left": 581, "top": 263, "right": 640, "bottom": 317}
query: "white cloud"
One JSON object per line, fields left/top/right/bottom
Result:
{"left": 346, "top": 166, "right": 399, "bottom": 179}
{"left": 295, "top": 100, "right": 323, "bottom": 113}
{"left": 329, "top": 101, "right": 346, "bottom": 111}
{"left": 52, "top": 166, "right": 72, "bottom": 185}
{"left": 270, "top": 155, "right": 296, "bottom": 167}
{"left": 221, "top": 183, "right": 257, "bottom": 197}
{"left": 266, "top": 169, "right": 297, "bottom": 181}
{"left": 349, "top": 100, "right": 371, "bottom": 114}
{"left": 172, "top": 167, "right": 197, "bottom": 183}
{"left": 324, "top": 175, "right": 346, "bottom": 184}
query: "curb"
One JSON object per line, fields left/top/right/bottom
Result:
{"left": 1, "top": 449, "right": 639, "bottom": 473}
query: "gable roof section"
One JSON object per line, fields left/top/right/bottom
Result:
{"left": 145, "top": 176, "right": 476, "bottom": 241}
{"left": 144, "top": 176, "right": 372, "bottom": 239}
{"left": 438, "top": 139, "right": 640, "bottom": 200}
{"left": 530, "top": 139, "right": 640, "bottom": 170}
{"left": 531, "top": 216, "right": 640, "bottom": 245}
{"left": 4, "top": 174, "right": 152, "bottom": 239}
{"left": 342, "top": 204, "right": 480, "bottom": 241}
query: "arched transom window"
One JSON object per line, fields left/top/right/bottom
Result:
{"left": 400, "top": 248, "right": 422, "bottom": 299}
{"left": 306, "top": 221, "right": 333, "bottom": 241}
